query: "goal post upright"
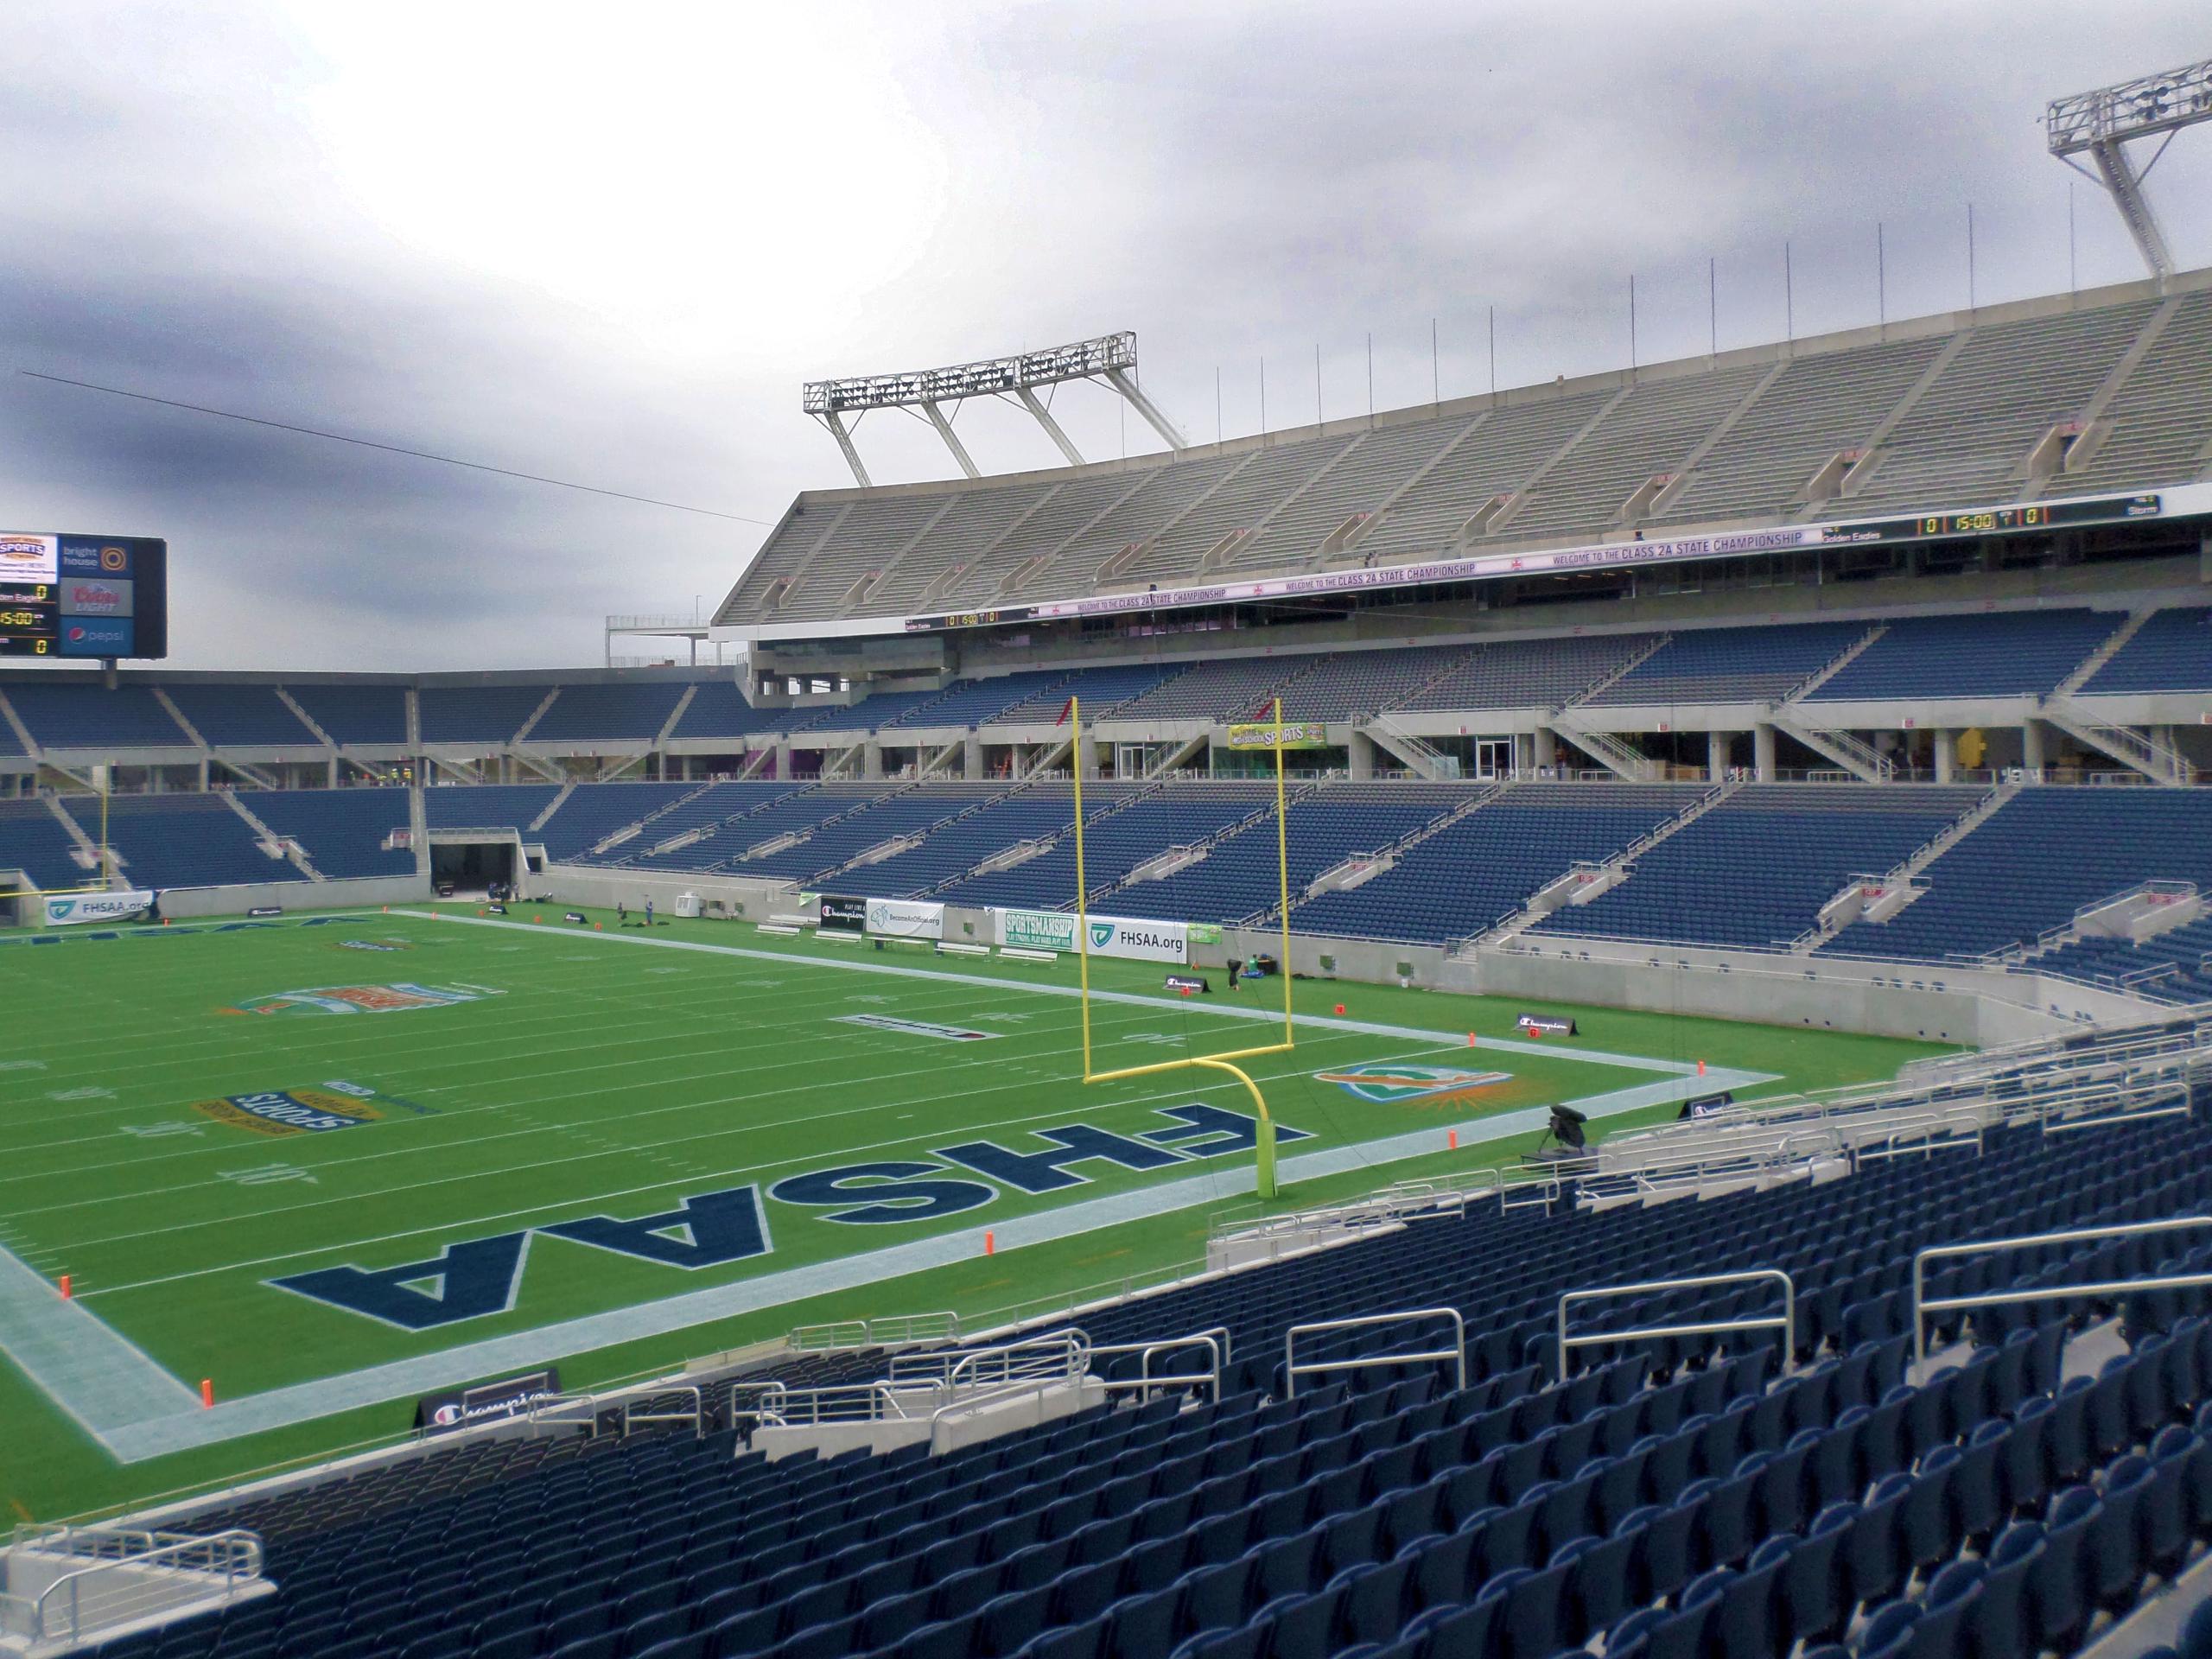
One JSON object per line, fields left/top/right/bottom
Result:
{"left": 1073, "top": 695, "right": 1294, "bottom": 1200}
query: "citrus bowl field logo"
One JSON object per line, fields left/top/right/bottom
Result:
{"left": 1316, "top": 1064, "right": 1516, "bottom": 1106}
{"left": 223, "top": 982, "right": 501, "bottom": 1016}
{"left": 190, "top": 1081, "right": 431, "bottom": 1135}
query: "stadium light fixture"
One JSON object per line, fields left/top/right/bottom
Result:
{"left": 2047, "top": 57, "right": 2212, "bottom": 281}
{"left": 800, "top": 330, "right": 1189, "bottom": 486}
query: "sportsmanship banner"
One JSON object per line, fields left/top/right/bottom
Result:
{"left": 995, "top": 908, "right": 1189, "bottom": 963}
{"left": 1225, "top": 720, "right": 1331, "bottom": 750}
{"left": 43, "top": 889, "right": 154, "bottom": 926}
{"left": 866, "top": 898, "right": 945, "bottom": 939}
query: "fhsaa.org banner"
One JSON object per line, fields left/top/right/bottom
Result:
{"left": 995, "top": 908, "right": 1189, "bottom": 964}
{"left": 865, "top": 898, "right": 945, "bottom": 939}
{"left": 43, "top": 889, "right": 154, "bottom": 926}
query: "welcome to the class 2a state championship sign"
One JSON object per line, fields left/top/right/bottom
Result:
{"left": 0, "top": 533, "right": 169, "bottom": 658}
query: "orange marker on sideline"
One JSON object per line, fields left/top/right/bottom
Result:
{"left": 1466, "top": 1033, "right": 1477, "bottom": 1046}
{"left": 1447, "top": 1130, "right": 1458, "bottom": 1150}
{"left": 1698, "top": 1059, "right": 1707, "bottom": 1077}
{"left": 58, "top": 1275, "right": 70, "bottom": 1300}
{"left": 200, "top": 1379, "right": 214, "bottom": 1409}
{"left": 984, "top": 1230, "right": 995, "bottom": 1257}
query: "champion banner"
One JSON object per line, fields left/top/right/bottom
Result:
{"left": 43, "top": 889, "right": 154, "bottom": 927}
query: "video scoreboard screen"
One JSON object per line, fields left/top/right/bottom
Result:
{"left": 0, "top": 533, "right": 168, "bottom": 659}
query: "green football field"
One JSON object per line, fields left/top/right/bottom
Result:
{"left": 0, "top": 902, "right": 1949, "bottom": 1522}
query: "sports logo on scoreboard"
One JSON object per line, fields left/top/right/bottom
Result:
{"left": 190, "top": 1079, "right": 433, "bottom": 1135}
{"left": 223, "top": 982, "right": 502, "bottom": 1016}
{"left": 1315, "top": 1064, "right": 1516, "bottom": 1106}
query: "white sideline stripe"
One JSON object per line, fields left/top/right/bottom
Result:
{"left": 391, "top": 910, "right": 1712, "bottom": 1075}
{"left": 0, "top": 1244, "right": 201, "bottom": 1456}
{"left": 73, "top": 1065, "right": 1766, "bottom": 1464}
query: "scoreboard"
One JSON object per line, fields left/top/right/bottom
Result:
{"left": 0, "top": 533, "right": 168, "bottom": 659}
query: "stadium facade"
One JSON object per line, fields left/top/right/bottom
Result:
{"left": 4, "top": 269, "right": 2212, "bottom": 1048}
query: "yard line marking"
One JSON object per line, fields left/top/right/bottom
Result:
{"left": 73, "top": 1068, "right": 1738, "bottom": 1464}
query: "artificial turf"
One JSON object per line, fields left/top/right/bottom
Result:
{"left": 0, "top": 900, "right": 1948, "bottom": 1521}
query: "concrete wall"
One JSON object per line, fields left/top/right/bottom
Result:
{"left": 154, "top": 874, "right": 434, "bottom": 919}
{"left": 524, "top": 863, "right": 799, "bottom": 922}
{"left": 1210, "top": 922, "right": 2158, "bottom": 1047}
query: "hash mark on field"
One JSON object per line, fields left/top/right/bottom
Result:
{"left": 47, "top": 1087, "right": 113, "bottom": 1101}
{"left": 0, "top": 1060, "right": 47, "bottom": 1072}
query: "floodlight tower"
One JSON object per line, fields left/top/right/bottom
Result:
{"left": 801, "top": 330, "right": 1188, "bottom": 486}
{"left": 2046, "top": 57, "right": 2212, "bottom": 281}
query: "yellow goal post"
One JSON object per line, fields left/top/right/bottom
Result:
{"left": 1071, "top": 696, "right": 1298, "bottom": 1198}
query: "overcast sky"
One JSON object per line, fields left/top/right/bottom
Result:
{"left": 3, "top": 0, "right": 2207, "bottom": 671}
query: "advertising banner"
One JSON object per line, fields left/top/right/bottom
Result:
{"left": 43, "top": 889, "right": 153, "bottom": 926}
{"left": 994, "top": 908, "right": 1188, "bottom": 963}
{"left": 865, "top": 898, "right": 944, "bottom": 939}
{"left": 1165, "top": 972, "right": 1211, "bottom": 994}
{"left": 1225, "top": 721, "right": 1331, "bottom": 750}
{"left": 1188, "top": 923, "right": 1224, "bottom": 948}
{"left": 819, "top": 895, "right": 868, "bottom": 934}
{"left": 1516, "top": 1012, "right": 1580, "bottom": 1038}
{"left": 415, "top": 1366, "right": 563, "bottom": 1434}
{"left": 59, "top": 577, "right": 132, "bottom": 618}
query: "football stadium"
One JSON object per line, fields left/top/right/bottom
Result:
{"left": 7, "top": 21, "right": 2212, "bottom": 1659}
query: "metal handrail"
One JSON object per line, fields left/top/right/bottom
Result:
{"left": 1854, "top": 1117, "right": 1986, "bottom": 1164}
{"left": 787, "top": 1310, "right": 961, "bottom": 1353}
{"left": 1284, "top": 1307, "right": 1466, "bottom": 1397}
{"left": 29, "top": 1529, "right": 264, "bottom": 1643}
{"left": 1556, "top": 1269, "right": 1795, "bottom": 1382}
{"left": 1911, "top": 1215, "right": 2212, "bottom": 1367}
{"left": 621, "top": 1385, "right": 703, "bottom": 1439}
{"left": 1090, "top": 1330, "right": 1228, "bottom": 1403}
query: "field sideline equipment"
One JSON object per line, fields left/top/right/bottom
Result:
{"left": 1072, "top": 697, "right": 1296, "bottom": 1198}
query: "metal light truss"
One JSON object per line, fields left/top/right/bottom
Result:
{"left": 800, "top": 330, "right": 1186, "bottom": 486}
{"left": 2047, "top": 58, "right": 2212, "bottom": 280}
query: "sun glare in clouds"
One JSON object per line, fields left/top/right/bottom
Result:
{"left": 280, "top": 3, "right": 949, "bottom": 353}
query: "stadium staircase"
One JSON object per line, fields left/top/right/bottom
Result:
{"left": 2037, "top": 609, "right": 2197, "bottom": 788}
{"left": 1548, "top": 709, "right": 1662, "bottom": 782}
{"left": 222, "top": 792, "right": 323, "bottom": 882}
{"left": 591, "top": 781, "right": 725, "bottom": 858}
{"left": 1457, "top": 777, "right": 1745, "bottom": 955}
{"left": 811, "top": 782, "right": 1032, "bottom": 884}
{"left": 0, "top": 688, "right": 37, "bottom": 757}
{"left": 1360, "top": 715, "right": 1455, "bottom": 783}
{"left": 1263, "top": 783, "right": 1504, "bottom": 926}
{"left": 272, "top": 687, "right": 336, "bottom": 749}
{"left": 1094, "top": 785, "right": 1321, "bottom": 907}
{"left": 41, "top": 795, "right": 104, "bottom": 875}
{"left": 1789, "top": 780, "right": 2019, "bottom": 953}
{"left": 2028, "top": 295, "right": 2191, "bottom": 495}
{"left": 1832, "top": 332, "right": 1974, "bottom": 502}
{"left": 1766, "top": 715, "right": 1894, "bottom": 785}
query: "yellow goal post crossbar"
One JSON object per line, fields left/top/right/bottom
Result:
{"left": 1071, "top": 696, "right": 1297, "bottom": 1198}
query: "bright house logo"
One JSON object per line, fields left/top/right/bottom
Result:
{"left": 1316, "top": 1064, "right": 1516, "bottom": 1105}
{"left": 224, "top": 982, "right": 501, "bottom": 1016}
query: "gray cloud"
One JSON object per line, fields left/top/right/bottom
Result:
{"left": 3, "top": 0, "right": 2207, "bottom": 666}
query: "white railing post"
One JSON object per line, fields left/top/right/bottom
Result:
{"left": 1910, "top": 1215, "right": 2212, "bottom": 1369}
{"left": 1555, "top": 1269, "right": 1795, "bottom": 1382}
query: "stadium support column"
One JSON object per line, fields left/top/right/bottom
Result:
{"left": 1753, "top": 723, "right": 1777, "bottom": 782}
{"left": 1706, "top": 730, "right": 1732, "bottom": 782}
{"left": 2022, "top": 718, "right": 2049, "bottom": 775}
{"left": 861, "top": 740, "right": 883, "bottom": 780}
{"left": 1349, "top": 730, "right": 1375, "bottom": 780}
{"left": 1935, "top": 728, "right": 1957, "bottom": 784}
{"left": 963, "top": 734, "right": 983, "bottom": 780}
{"left": 1080, "top": 735, "right": 1105, "bottom": 779}
{"left": 773, "top": 739, "right": 792, "bottom": 781}
{"left": 1532, "top": 725, "right": 1557, "bottom": 774}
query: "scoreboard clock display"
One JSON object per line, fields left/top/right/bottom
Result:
{"left": 0, "top": 533, "right": 168, "bottom": 658}
{"left": 1818, "top": 493, "right": 2160, "bottom": 547}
